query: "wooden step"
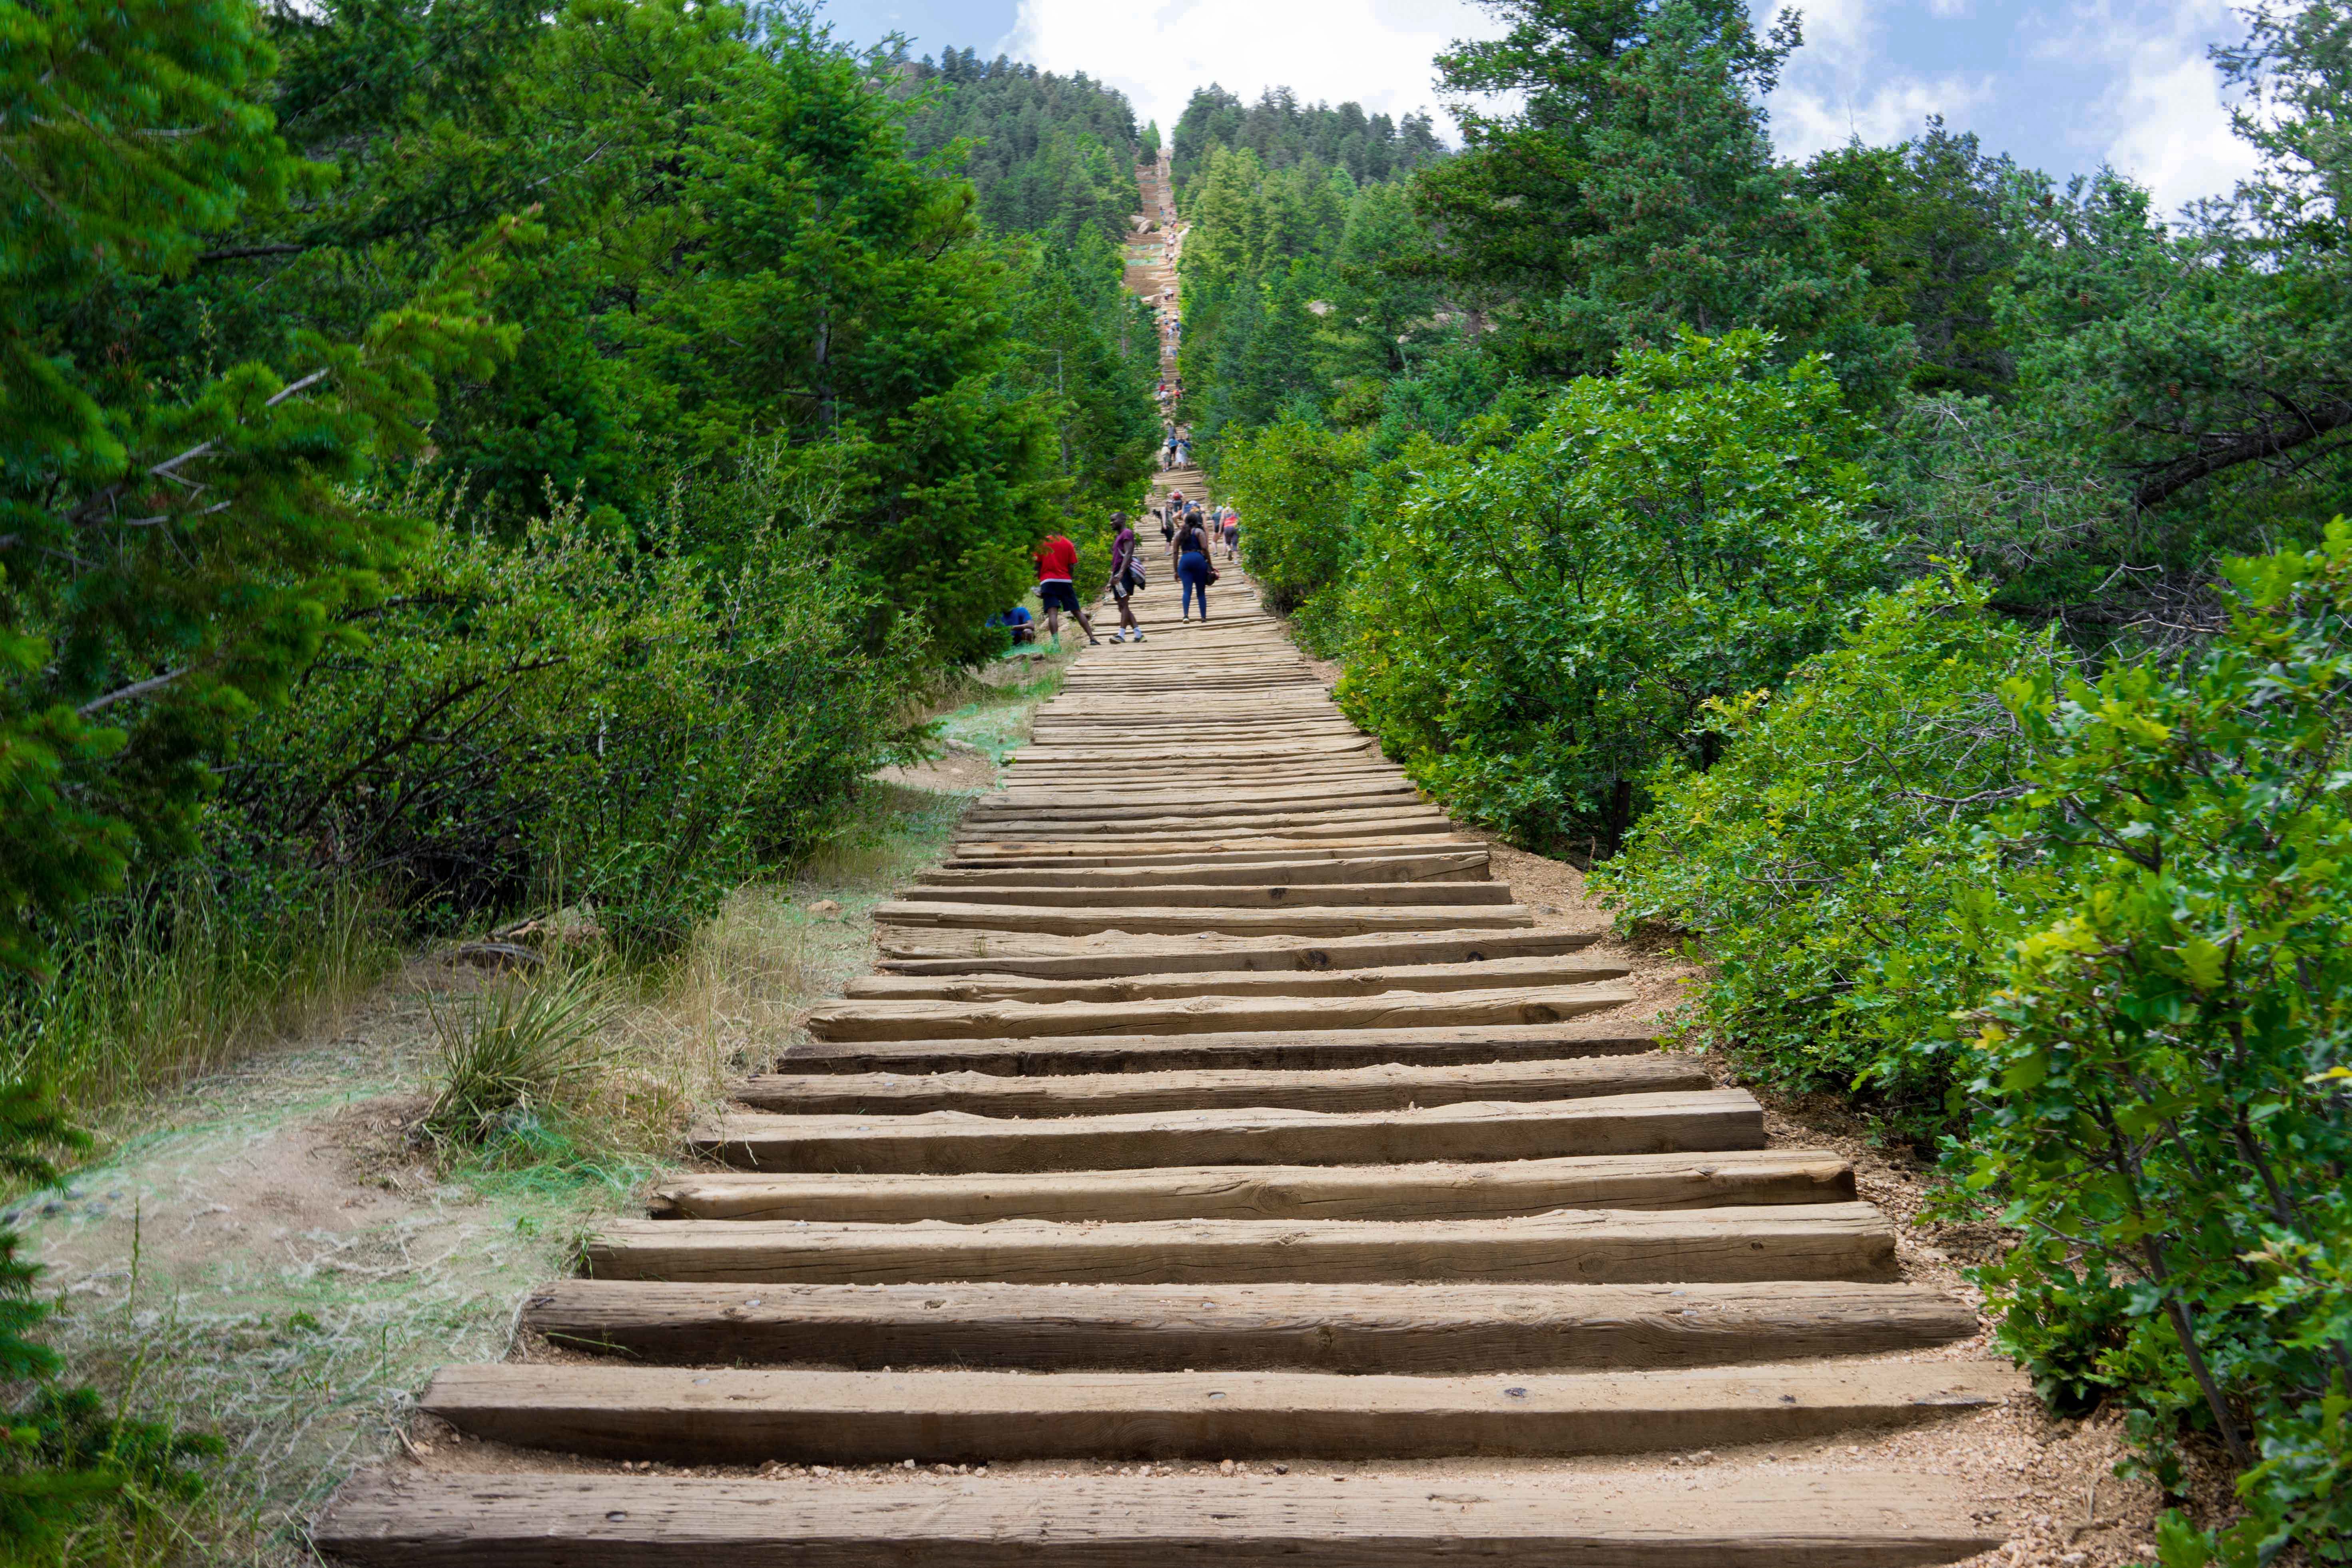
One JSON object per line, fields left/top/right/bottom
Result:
{"left": 843, "top": 953, "right": 1621, "bottom": 1003}
{"left": 523, "top": 1278, "right": 1975, "bottom": 1370}
{"left": 646, "top": 1148, "right": 1857, "bottom": 1224}
{"left": 873, "top": 928, "right": 1599, "bottom": 978}
{"left": 940, "top": 836, "right": 1481, "bottom": 869}
{"left": 916, "top": 851, "right": 1486, "bottom": 890}
{"left": 313, "top": 1468, "right": 2008, "bottom": 1568}
{"left": 895, "top": 880, "right": 1514, "bottom": 910}
{"left": 869, "top": 901, "right": 1533, "bottom": 938}
{"left": 587, "top": 1202, "right": 1887, "bottom": 1285}
{"left": 773, "top": 1018, "right": 1658, "bottom": 1076}
{"left": 962, "top": 807, "right": 1447, "bottom": 838}
{"left": 415, "top": 1361, "right": 2021, "bottom": 1463}
{"left": 799, "top": 979, "right": 1630, "bottom": 1043}
{"left": 965, "top": 791, "right": 1424, "bottom": 822}
{"left": 692, "top": 1089, "right": 1759, "bottom": 1173}
{"left": 728, "top": 1052, "right": 1705, "bottom": 1116}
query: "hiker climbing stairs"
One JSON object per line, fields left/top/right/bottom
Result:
{"left": 311, "top": 157, "right": 2022, "bottom": 1567}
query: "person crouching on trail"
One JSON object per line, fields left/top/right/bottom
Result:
{"left": 1033, "top": 530, "right": 1099, "bottom": 648}
{"left": 1105, "top": 512, "right": 1146, "bottom": 643}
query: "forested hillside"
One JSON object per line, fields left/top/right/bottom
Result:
{"left": 1186, "top": 2, "right": 2352, "bottom": 1558}
{"left": 0, "top": 4, "right": 1158, "bottom": 1155}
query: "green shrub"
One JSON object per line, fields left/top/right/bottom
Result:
{"left": 1214, "top": 417, "right": 1371, "bottom": 631}
{"left": 1962, "top": 521, "right": 2352, "bottom": 1562}
{"left": 0, "top": 1079, "right": 218, "bottom": 1558}
{"left": 1334, "top": 331, "right": 1881, "bottom": 851}
{"left": 222, "top": 491, "right": 929, "bottom": 951}
{"left": 1597, "top": 569, "right": 2060, "bottom": 1132}
{"left": 423, "top": 967, "right": 618, "bottom": 1151}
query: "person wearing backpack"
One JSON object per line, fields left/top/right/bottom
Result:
{"left": 1175, "top": 508, "right": 1214, "bottom": 622}
{"left": 1105, "top": 512, "right": 1147, "bottom": 643}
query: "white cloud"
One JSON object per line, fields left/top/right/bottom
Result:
{"left": 1770, "top": 74, "right": 1998, "bottom": 161}
{"left": 1002, "top": 0, "right": 1501, "bottom": 142}
{"left": 1762, "top": 0, "right": 1993, "bottom": 163}
{"left": 2031, "top": 0, "right": 2258, "bottom": 212}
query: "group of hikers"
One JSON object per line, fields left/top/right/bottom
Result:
{"left": 996, "top": 497, "right": 1241, "bottom": 650}
{"left": 1161, "top": 425, "right": 1192, "bottom": 470}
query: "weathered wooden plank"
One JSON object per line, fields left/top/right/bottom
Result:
{"left": 800, "top": 980, "right": 1630, "bottom": 1043}
{"left": 872, "top": 928, "right": 1598, "bottom": 978}
{"left": 841, "top": 952, "right": 1617, "bottom": 1002}
{"left": 521, "top": 1278, "right": 1977, "bottom": 1370}
{"left": 893, "top": 880, "right": 1515, "bottom": 910}
{"left": 772, "top": 1018, "right": 1658, "bottom": 1076}
{"left": 915, "top": 851, "right": 1486, "bottom": 891}
{"left": 692, "top": 1089, "right": 1756, "bottom": 1174}
{"left": 644, "top": 1148, "right": 1857, "bottom": 1224}
{"left": 867, "top": 901, "right": 1533, "bottom": 937}
{"left": 587, "top": 1203, "right": 1890, "bottom": 1286}
{"left": 417, "top": 1361, "right": 2025, "bottom": 1463}
{"left": 313, "top": 1468, "right": 2006, "bottom": 1568}
{"left": 728, "top": 1051, "right": 1704, "bottom": 1116}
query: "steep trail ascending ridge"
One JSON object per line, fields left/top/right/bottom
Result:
{"left": 312, "top": 165, "right": 2023, "bottom": 1566}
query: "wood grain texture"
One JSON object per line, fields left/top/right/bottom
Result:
{"left": 726, "top": 1052, "right": 1706, "bottom": 1116}
{"left": 799, "top": 979, "right": 1634, "bottom": 1042}
{"left": 867, "top": 901, "right": 1533, "bottom": 938}
{"left": 689, "top": 1088, "right": 1764, "bottom": 1174}
{"left": 418, "top": 1361, "right": 2025, "bottom": 1462}
{"left": 520, "top": 1278, "right": 1975, "bottom": 1370}
{"left": 871, "top": 927, "right": 1601, "bottom": 978}
{"left": 311, "top": 1468, "right": 2007, "bottom": 1568}
{"left": 840, "top": 952, "right": 1622, "bottom": 1003}
{"left": 643, "top": 1148, "right": 1859, "bottom": 1224}
{"left": 585, "top": 1202, "right": 1892, "bottom": 1285}
{"left": 769, "top": 1018, "right": 1659, "bottom": 1076}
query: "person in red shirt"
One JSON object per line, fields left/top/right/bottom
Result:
{"left": 1033, "top": 531, "right": 1098, "bottom": 647}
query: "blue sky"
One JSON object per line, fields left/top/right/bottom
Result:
{"left": 817, "top": 1, "right": 2261, "bottom": 212}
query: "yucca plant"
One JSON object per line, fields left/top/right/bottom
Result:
{"left": 422, "top": 968, "right": 618, "bottom": 1150}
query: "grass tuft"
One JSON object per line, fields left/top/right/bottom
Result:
{"left": 421, "top": 968, "right": 618, "bottom": 1152}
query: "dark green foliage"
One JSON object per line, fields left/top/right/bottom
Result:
{"left": 1171, "top": 86, "right": 1442, "bottom": 193}
{"left": 0, "top": 0, "right": 519, "bottom": 980}
{"left": 1213, "top": 418, "right": 1370, "bottom": 626}
{"left": 1597, "top": 571, "right": 2060, "bottom": 1131}
{"left": 1412, "top": 0, "right": 1905, "bottom": 394}
{"left": 1335, "top": 333, "right": 1879, "bottom": 851}
{"left": 1804, "top": 120, "right": 2043, "bottom": 398}
{"left": 1963, "top": 524, "right": 2352, "bottom": 1563}
{"left": 0, "top": 1078, "right": 217, "bottom": 1558}
{"left": 895, "top": 49, "right": 1142, "bottom": 246}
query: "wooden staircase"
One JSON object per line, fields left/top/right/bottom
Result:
{"left": 314, "top": 562, "right": 2022, "bottom": 1564}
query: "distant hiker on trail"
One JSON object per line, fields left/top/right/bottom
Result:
{"left": 1221, "top": 506, "right": 1240, "bottom": 561}
{"left": 1106, "top": 512, "right": 1146, "bottom": 644}
{"left": 1162, "top": 491, "right": 1185, "bottom": 564}
{"left": 1163, "top": 430, "right": 1180, "bottom": 470}
{"left": 1033, "top": 531, "right": 1099, "bottom": 648}
{"left": 1175, "top": 508, "right": 1214, "bottom": 622}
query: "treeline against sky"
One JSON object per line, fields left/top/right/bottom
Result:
{"left": 1179, "top": 3, "right": 2352, "bottom": 1557}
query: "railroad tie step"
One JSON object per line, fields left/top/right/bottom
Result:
{"left": 768, "top": 1018, "right": 1660, "bottom": 1076}
{"left": 797, "top": 978, "right": 1634, "bottom": 1042}
{"left": 687, "top": 1088, "right": 1765, "bottom": 1173}
{"left": 521, "top": 1278, "right": 1979, "bottom": 1370}
{"left": 583, "top": 1202, "right": 1896, "bottom": 1285}
{"left": 313, "top": 1468, "right": 2009, "bottom": 1568}
{"left": 643, "top": 1148, "right": 1860, "bottom": 1224}
{"left": 412, "top": 1361, "right": 2027, "bottom": 1464}
{"left": 725, "top": 1051, "right": 1705, "bottom": 1116}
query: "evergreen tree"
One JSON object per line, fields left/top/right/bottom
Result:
{"left": 1413, "top": 0, "right": 1904, "bottom": 391}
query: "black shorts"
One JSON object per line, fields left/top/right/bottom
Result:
{"left": 1038, "top": 580, "right": 1082, "bottom": 614}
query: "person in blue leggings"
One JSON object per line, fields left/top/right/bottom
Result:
{"left": 1175, "top": 508, "right": 1213, "bottom": 621}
